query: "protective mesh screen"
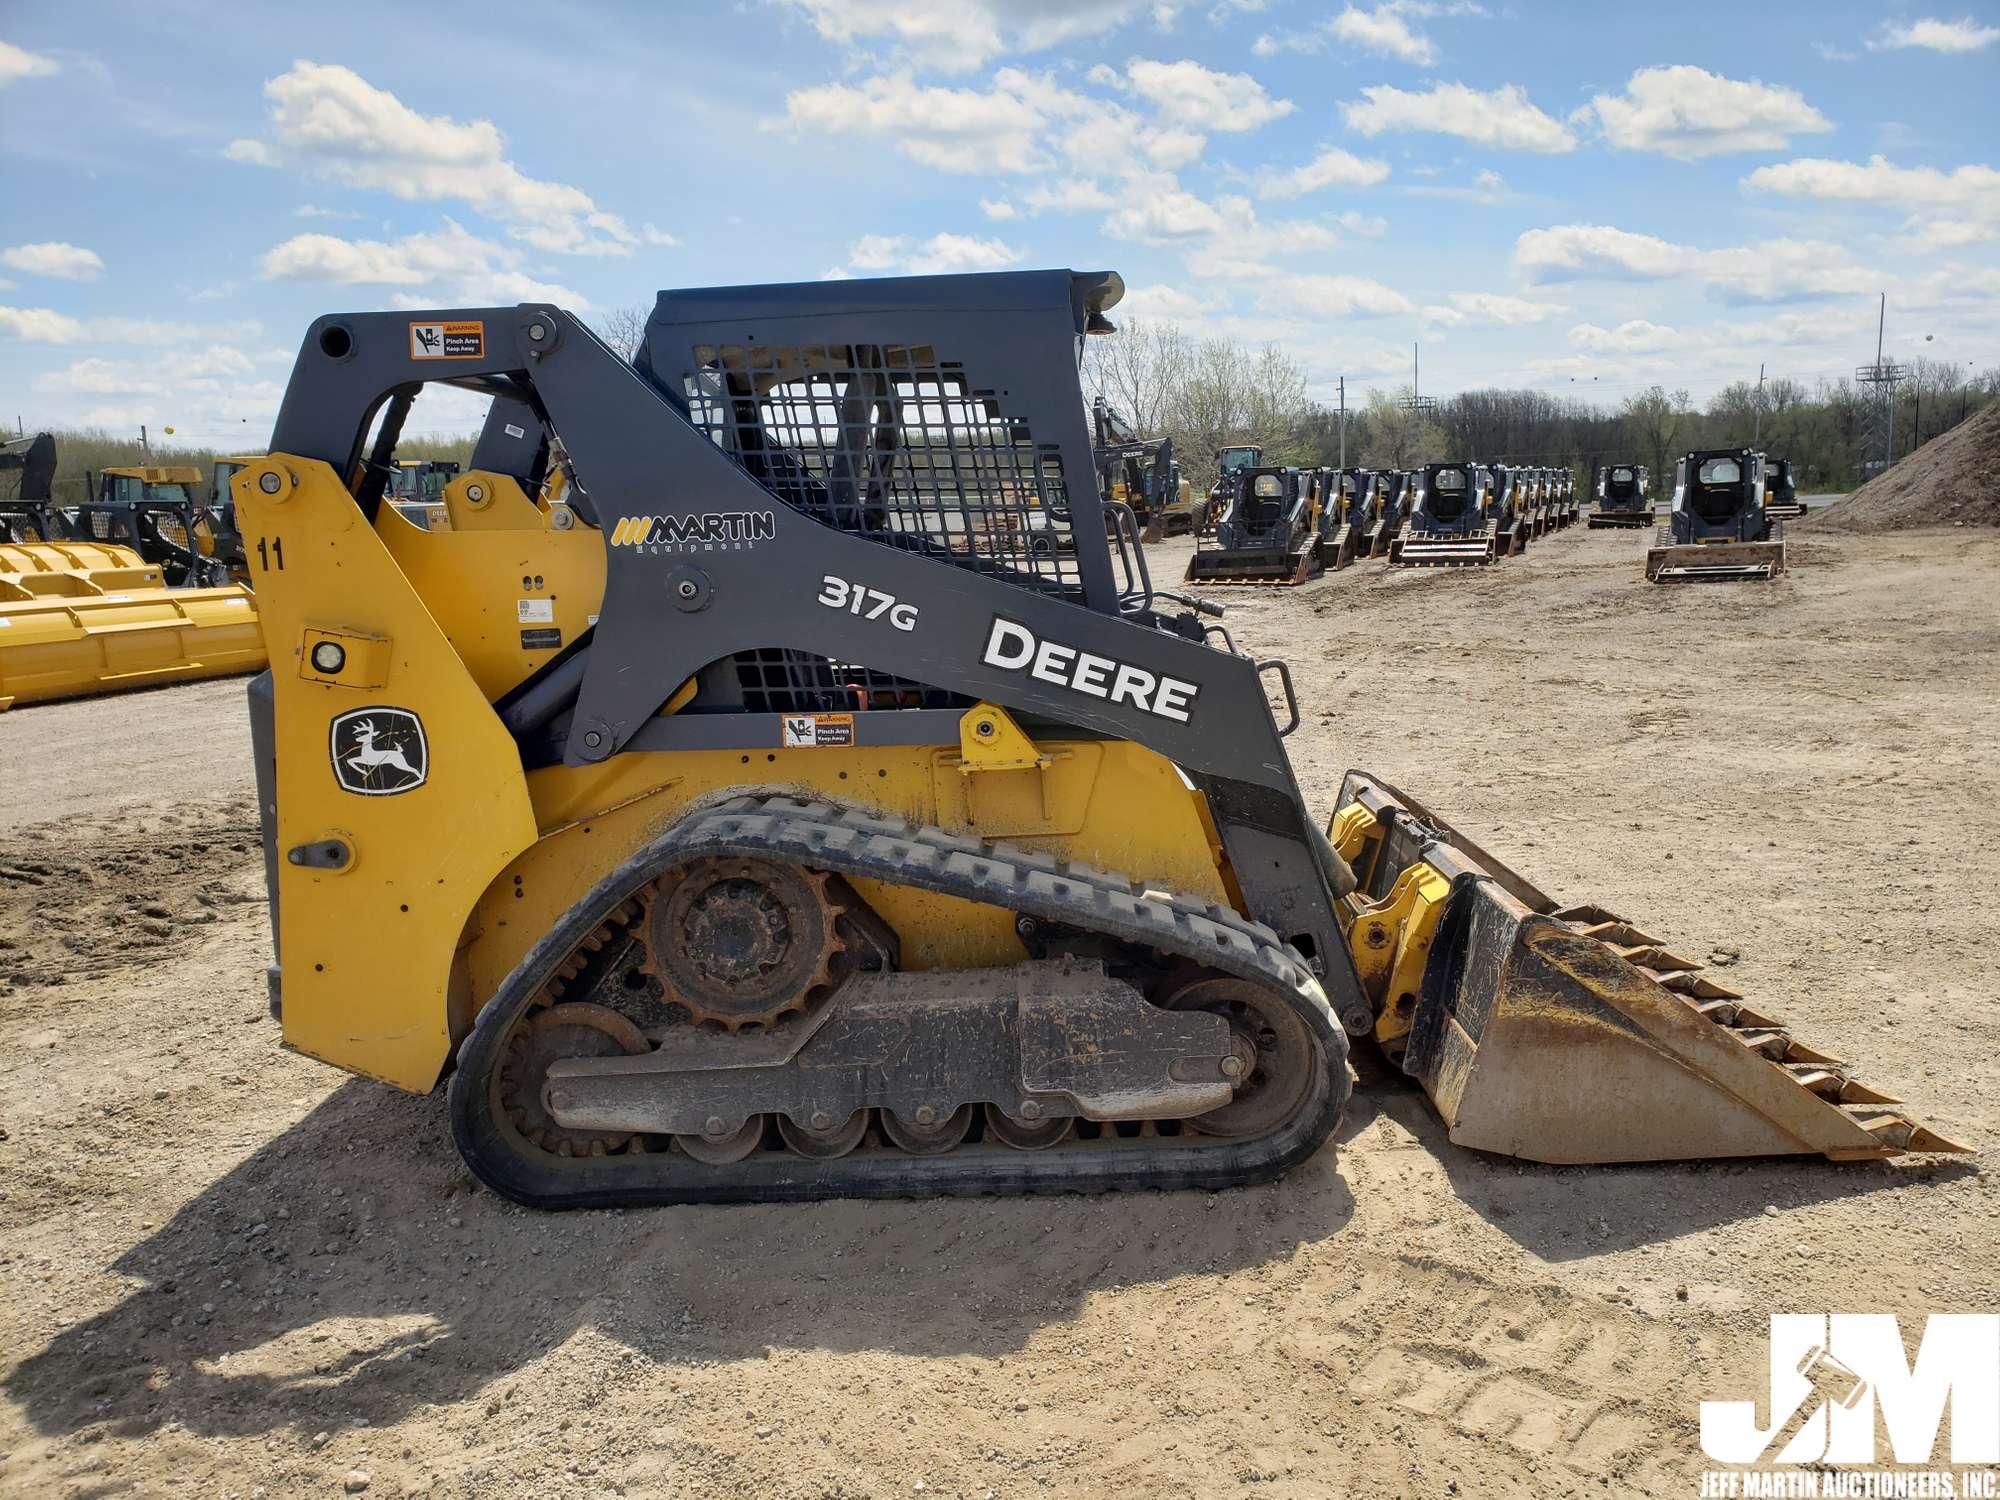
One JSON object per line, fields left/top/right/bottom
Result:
{"left": 683, "top": 342, "right": 1084, "bottom": 601}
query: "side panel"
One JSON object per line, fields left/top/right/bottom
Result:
{"left": 233, "top": 458, "right": 540, "bottom": 1091}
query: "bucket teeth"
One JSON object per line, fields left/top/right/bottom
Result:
{"left": 1331, "top": 770, "right": 1970, "bottom": 1164}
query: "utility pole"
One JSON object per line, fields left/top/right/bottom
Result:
{"left": 1854, "top": 292, "right": 1905, "bottom": 479}
{"left": 140, "top": 424, "right": 150, "bottom": 459}
{"left": 1337, "top": 376, "right": 1347, "bottom": 469}
{"left": 1400, "top": 341, "right": 1437, "bottom": 417}
{"left": 1752, "top": 362, "right": 1765, "bottom": 444}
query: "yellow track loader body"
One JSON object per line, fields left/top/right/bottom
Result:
{"left": 235, "top": 279, "right": 1960, "bottom": 1209}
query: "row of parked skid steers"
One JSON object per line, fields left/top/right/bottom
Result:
{"left": 0, "top": 430, "right": 463, "bottom": 708}
{"left": 1183, "top": 456, "right": 1583, "bottom": 586}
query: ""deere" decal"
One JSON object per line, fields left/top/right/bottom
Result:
{"left": 608, "top": 511, "right": 777, "bottom": 553}
{"left": 981, "top": 617, "right": 1200, "bottom": 723}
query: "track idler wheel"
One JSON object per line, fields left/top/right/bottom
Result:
{"left": 499, "top": 1003, "right": 649, "bottom": 1158}
{"left": 1164, "top": 977, "right": 1314, "bottom": 1138}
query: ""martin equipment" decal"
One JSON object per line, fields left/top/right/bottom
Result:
{"left": 608, "top": 511, "right": 777, "bottom": 553}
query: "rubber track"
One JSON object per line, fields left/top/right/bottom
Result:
{"left": 449, "top": 794, "right": 1351, "bottom": 1209}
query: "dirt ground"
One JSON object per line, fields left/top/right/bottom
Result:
{"left": 2, "top": 518, "right": 1995, "bottom": 1499}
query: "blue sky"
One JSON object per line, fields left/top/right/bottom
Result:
{"left": 2, "top": 0, "right": 1996, "bottom": 445}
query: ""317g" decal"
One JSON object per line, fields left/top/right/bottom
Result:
{"left": 817, "top": 575, "right": 917, "bottom": 631}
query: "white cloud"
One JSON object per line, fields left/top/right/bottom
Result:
{"left": 845, "top": 231, "right": 1023, "bottom": 274}
{"left": 782, "top": 71, "right": 1056, "bottom": 174}
{"left": 1255, "top": 1, "right": 1483, "bottom": 62}
{"left": 980, "top": 197, "right": 1019, "bottom": 220}
{"left": 0, "top": 40, "right": 58, "bottom": 87}
{"left": 1343, "top": 82, "right": 1577, "bottom": 153}
{"left": 1870, "top": 15, "right": 2000, "bottom": 52}
{"left": 1336, "top": 211, "right": 1390, "bottom": 236}
{"left": 228, "top": 62, "right": 636, "bottom": 256}
{"left": 1423, "top": 291, "right": 1568, "bottom": 327}
{"left": 0, "top": 305, "right": 85, "bottom": 342}
{"left": 1515, "top": 223, "right": 1685, "bottom": 280}
{"left": 1577, "top": 66, "right": 1831, "bottom": 160}
{"left": 1566, "top": 320, "right": 1682, "bottom": 354}
{"left": 1122, "top": 58, "right": 1293, "bottom": 132}
{"left": 1745, "top": 154, "right": 2000, "bottom": 245}
{"left": 258, "top": 221, "right": 592, "bottom": 307}
{"left": 0, "top": 242, "right": 105, "bottom": 280}
{"left": 293, "top": 203, "right": 362, "bottom": 221}
{"left": 1103, "top": 178, "right": 1230, "bottom": 242}
{"left": 1255, "top": 145, "right": 1391, "bottom": 199}
{"left": 769, "top": 0, "right": 1151, "bottom": 72}
{"left": 1516, "top": 222, "right": 1876, "bottom": 302}
{"left": 0, "top": 308, "right": 264, "bottom": 347}
{"left": 1023, "top": 178, "right": 1117, "bottom": 214}
{"left": 1259, "top": 272, "right": 1415, "bottom": 318}
{"left": 1402, "top": 167, "right": 1512, "bottom": 204}
{"left": 1116, "top": 282, "right": 1222, "bottom": 321}
{"left": 1327, "top": 4, "right": 1437, "bottom": 63}
{"left": 639, "top": 223, "right": 682, "bottom": 248}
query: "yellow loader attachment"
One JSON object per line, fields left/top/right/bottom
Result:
{"left": 1330, "top": 772, "right": 1966, "bottom": 1163}
{"left": 0, "top": 541, "right": 265, "bottom": 710}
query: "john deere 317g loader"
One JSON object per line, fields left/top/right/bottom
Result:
{"left": 232, "top": 270, "right": 1958, "bottom": 1209}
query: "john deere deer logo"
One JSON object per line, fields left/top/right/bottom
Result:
{"left": 329, "top": 708, "right": 428, "bottom": 796}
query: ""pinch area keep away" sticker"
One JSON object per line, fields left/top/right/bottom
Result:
{"left": 408, "top": 321, "right": 485, "bottom": 359}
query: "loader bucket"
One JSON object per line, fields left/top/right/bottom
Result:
{"left": 1183, "top": 545, "right": 1320, "bottom": 586}
{"left": 1645, "top": 532, "right": 1786, "bottom": 583}
{"left": 1330, "top": 772, "right": 1966, "bottom": 1163}
{"left": 0, "top": 540, "right": 265, "bottom": 709}
{"left": 1390, "top": 531, "right": 1497, "bottom": 568}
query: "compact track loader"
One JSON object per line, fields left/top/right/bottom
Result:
{"left": 1556, "top": 468, "right": 1581, "bottom": 527}
{"left": 1185, "top": 465, "right": 1327, "bottom": 585}
{"left": 1363, "top": 470, "right": 1410, "bottom": 557}
{"left": 233, "top": 271, "right": 1958, "bottom": 1210}
{"left": 1762, "top": 456, "right": 1805, "bottom": 519}
{"left": 1091, "top": 398, "right": 1190, "bottom": 542}
{"left": 1647, "top": 449, "right": 1786, "bottom": 582}
{"left": 1393, "top": 463, "right": 1522, "bottom": 567}
{"left": 1200, "top": 444, "right": 1261, "bottom": 537}
{"left": 386, "top": 457, "right": 463, "bottom": 530}
{"left": 1591, "top": 463, "right": 1652, "bottom": 528}
{"left": 0, "top": 431, "right": 64, "bottom": 544}
{"left": 1320, "top": 469, "right": 1381, "bottom": 571}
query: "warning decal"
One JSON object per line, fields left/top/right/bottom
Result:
{"left": 408, "top": 320, "right": 485, "bottom": 360}
{"left": 780, "top": 712, "right": 855, "bottom": 749}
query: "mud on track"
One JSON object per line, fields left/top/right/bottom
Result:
{"left": 0, "top": 522, "right": 1993, "bottom": 1497}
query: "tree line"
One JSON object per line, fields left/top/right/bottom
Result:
{"left": 1082, "top": 320, "right": 2000, "bottom": 494}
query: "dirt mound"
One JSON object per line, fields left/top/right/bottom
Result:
{"left": 1815, "top": 399, "right": 2000, "bottom": 531}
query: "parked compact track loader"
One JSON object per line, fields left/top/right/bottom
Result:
{"left": 1200, "top": 444, "right": 1260, "bottom": 536}
{"left": 232, "top": 271, "right": 1958, "bottom": 1210}
{"left": 1363, "top": 470, "right": 1409, "bottom": 557}
{"left": 1647, "top": 448, "right": 1786, "bottom": 582}
{"left": 1323, "top": 469, "right": 1387, "bottom": 570}
{"left": 1091, "top": 398, "right": 1190, "bottom": 542}
{"left": 1591, "top": 463, "right": 1651, "bottom": 528}
{"left": 0, "top": 431, "right": 64, "bottom": 544}
{"left": 1185, "top": 465, "right": 1327, "bottom": 585}
{"left": 1393, "top": 463, "right": 1522, "bottom": 567}
{"left": 1762, "top": 456, "right": 1805, "bottom": 519}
